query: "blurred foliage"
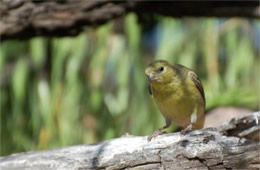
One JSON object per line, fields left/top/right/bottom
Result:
{"left": 0, "top": 14, "right": 259, "bottom": 156}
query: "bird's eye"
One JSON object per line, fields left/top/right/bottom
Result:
{"left": 159, "top": 67, "right": 164, "bottom": 72}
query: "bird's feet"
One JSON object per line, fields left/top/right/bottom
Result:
{"left": 147, "top": 129, "right": 162, "bottom": 141}
{"left": 180, "top": 124, "right": 193, "bottom": 135}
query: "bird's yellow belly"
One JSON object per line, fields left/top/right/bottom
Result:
{"left": 153, "top": 85, "right": 204, "bottom": 128}
{"left": 157, "top": 97, "right": 194, "bottom": 127}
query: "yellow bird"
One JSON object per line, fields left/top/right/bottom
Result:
{"left": 145, "top": 60, "right": 205, "bottom": 141}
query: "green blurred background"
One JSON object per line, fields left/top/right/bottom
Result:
{"left": 0, "top": 14, "right": 259, "bottom": 156}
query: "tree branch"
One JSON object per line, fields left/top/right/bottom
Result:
{"left": 0, "top": 0, "right": 259, "bottom": 40}
{"left": 0, "top": 112, "right": 259, "bottom": 170}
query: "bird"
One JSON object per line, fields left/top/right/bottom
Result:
{"left": 145, "top": 60, "right": 205, "bottom": 141}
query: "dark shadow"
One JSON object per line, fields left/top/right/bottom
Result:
{"left": 89, "top": 140, "right": 110, "bottom": 169}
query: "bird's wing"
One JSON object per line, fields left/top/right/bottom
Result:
{"left": 148, "top": 84, "right": 153, "bottom": 95}
{"left": 188, "top": 71, "right": 205, "bottom": 106}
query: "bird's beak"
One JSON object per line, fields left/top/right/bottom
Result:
{"left": 145, "top": 68, "right": 155, "bottom": 81}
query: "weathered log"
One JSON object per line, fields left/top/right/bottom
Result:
{"left": 0, "top": 112, "right": 259, "bottom": 170}
{"left": 0, "top": 0, "right": 259, "bottom": 40}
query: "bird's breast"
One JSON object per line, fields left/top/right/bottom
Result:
{"left": 151, "top": 82, "right": 202, "bottom": 127}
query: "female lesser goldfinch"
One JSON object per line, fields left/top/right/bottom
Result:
{"left": 145, "top": 60, "right": 205, "bottom": 141}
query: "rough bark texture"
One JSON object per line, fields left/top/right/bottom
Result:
{"left": 0, "top": 112, "right": 259, "bottom": 170}
{"left": 0, "top": 0, "right": 259, "bottom": 40}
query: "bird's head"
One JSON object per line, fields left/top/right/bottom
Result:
{"left": 145, "top": 60, "right": 175, "bottom": 84}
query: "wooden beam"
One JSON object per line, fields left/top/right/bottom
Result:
{"left": 0, "top": 112, "right": 259, "bottom": 170}
{"left": 0, "top": 0, "right": 259, "bottom": 40}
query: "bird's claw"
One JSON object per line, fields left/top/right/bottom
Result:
{"left": 180, "top": 124, "right": 193, "bottom": 135}
{"left": 147, "top": 130, "right": 161, "bottom": 141}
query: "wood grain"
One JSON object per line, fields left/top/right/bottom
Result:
{"left": 0, "top": 112, "right": 259, "bottom": 170}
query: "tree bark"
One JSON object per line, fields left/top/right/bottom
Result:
{"left": 0, "top": 0, "right": 259, "bottom": 41}
{"left": 0, "top": 112, "right": 259, "bottom": 170}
